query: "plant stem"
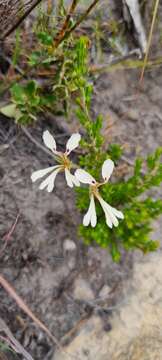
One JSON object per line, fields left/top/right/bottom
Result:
{"left": 139, "top": 0, "right": 160, "bottom": 84}
{"left": 54, "top": 0, "right": 101, "bottom": 48}
{"left": 54, "top": 0, "right": 79, "bottom": 47}
{"left": 47, "top": 0, "right": 53, "bottom": 15}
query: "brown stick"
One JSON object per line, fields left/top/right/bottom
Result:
{"left": 54, "top": 0, "right": 79, "bottom": 47}
{"left": 0, "top": 274, "right": 62, "bottom": 350}
{"left": 0, "top": 213, "right": 20, "bottom": 257}
{"left": 0, "top": 321, "right": 34, "bottom": 360}
{"left": 54, "top": 0, "right": 101, "bottom": 48}
{"left": 47, "top": 0, "right": 53, "bottom": 15}
{"left": 139, "top": 0, "right": 160, "bottom": 84}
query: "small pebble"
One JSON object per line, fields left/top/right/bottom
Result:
{"left": 99, "top": 285, "right": 111, "bottom": 299}
{"left": 73, "top": 278, "right": 94, "bottom": 301}
{"left": 63, "top": 239, "right": 76, "bottom": 253}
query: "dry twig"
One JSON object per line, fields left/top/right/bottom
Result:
{"left": 0, "top": 275, "right": 62, "bottom": 350}
{"left": 54, "top": 0, "right": 101, "bottom": 48}
{"left": 0, "top": 318, "right": 34, "bottom": 360}
{"left": 0, "top": 213, "right": 20, "bottom": 257}
{"left": 55, "top": 0, "right": 79, "bottom": 47}
{"left": 139, "top": 0, "right": 160, "bottom": 84}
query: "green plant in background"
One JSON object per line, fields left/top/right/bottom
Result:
{"left": 72, "top": 35, "right": 162, "bottom": 261}
{"left": 0, "top": 0, "right": 100, "bottom": 123}
{"left": 0, "top": 36, "right": 91, "bottom": 123}
{"left": 0, "top": 0, "right": 141, "bottom": 121}
{"left": 77, "top": 132, "right": 162, "bottom": 261}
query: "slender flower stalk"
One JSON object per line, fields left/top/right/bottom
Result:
{"left": 75, "top": 159, "right": 124, "bottom": 228}
{"left": 31, "top": 130, "right": 81, "bottom": 192}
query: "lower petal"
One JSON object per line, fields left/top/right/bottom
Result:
{"left": 65, "top": 169, "right": 80, "bottom": 188}
{"left": 104, "top": 209, "right": 113, "bottom": 228}
{"left": 97, "top": 196, "right": 115, "bottom": 228}
{"left": 104, "top": 203, "right": 119, "bottom": 227}
{"left": 31, "top": 165, "right": 60, "bottom": 182}
{"left": 65, "top": 169, "right": 73, "bottom": 188}
{"left": 83, "top": 212, "right": 91, "bottom": 227}
{"left": 111, "top": 207, "right": 124, "bottom": 219}
{"left": 72, "top": 175, "right": 80, "bottom": 187}
{"left": 39, "top": 168, "right": 61, "bottom": 192}
{"left": 83, "top": 195, "right": 97, "bottom": 228}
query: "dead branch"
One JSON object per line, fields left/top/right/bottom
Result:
{"left": 0, "top": 274, "right": 62, "bottom": 350}
{"left": 0, "top": 318, "right": 34, "bottom": 360}
{"left": 0, "top": 0, "right": 43, "bottom": 40}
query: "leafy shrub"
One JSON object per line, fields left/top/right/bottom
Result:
{"left": 73, "top": 48, "right": 162, "bottom": 260}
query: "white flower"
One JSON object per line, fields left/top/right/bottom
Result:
{"left": 75, "top": 159, "right": 124, "bottom": 228}
{"left": 31, "top": 130, "right": 81, "bottom": 192}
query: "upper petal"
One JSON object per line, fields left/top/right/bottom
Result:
{"left": 75, "top": 169, "right": 96, "bottom": 185}
{"left": 31, "top": 166, "right": 59, "bottom": 182}
{"left": 102, "top": 159, "right": 114, "bottom": 182}
{"left": 66, "top": 133, "right": 81, "bottom": 154}
{"left": 42, "top": 130, "right": 57, "bottom": 152}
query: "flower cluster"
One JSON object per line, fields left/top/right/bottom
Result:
{"left": 31, "top": 130, "right": 80, "bottom": 191}
{"left": 31, "top": 130, "right": 124, "bottom": 228}
{"left": 75, "top": 161, "right": 124, "bottom": 228}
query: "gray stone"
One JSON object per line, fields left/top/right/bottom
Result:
{"left": 127, "top": 109, "right": 139, "bottom": 122}
{"left": 98, "top": 285, "right": 111, "bottom": 299}
{"left": 63, "top": 239, "right": 77, "bottom": 270}
{"left": 63, "top": 239, "right": 76, "bottom": 253}
{"left": 73, "top": 278, "right": 94, "bottom": 301}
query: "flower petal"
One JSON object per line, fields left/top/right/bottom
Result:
{"left": 110, "top": 206, "right": 124, "bottom": 219}
{"left": 103, "top": 201, "right": 119, "bottom": 227}
{"left": 97, "top": 196, "right": 116, "bottom": 228}
{"left": 102, "top": 159, "right": 114, "bottom": 182}
{"left": 65, "top": 168, "right": 80, "bottom": 188}
{"left": 42, "top": 130, "right": 57, "bottom": 152}
{"left": 83, "top": 195, "right": 97, "bottom": 228}
{"left": 66, "top": 133, "right": 81, "bottom": 154}
{"left": 75, "top": 169, "right": 96, "bottom": 185}
{"left": 90, "top": 196, "right": 97, "bottom": 227}
{"left": 39, "top": 168, "right": 61, "bottom": 192}
{"left": 31, "top": 166, "right": 59, "bottom": 182}
{"left": 99, "top": 197, "right": 123, "bottom": 227}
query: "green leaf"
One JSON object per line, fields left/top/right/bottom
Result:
{"left": 108, "top": 144, "right": 123, "bottom": 161}
{"left": 134, "top": 158, "right": 142, "bottom": 177}
{"left": 92, "top": 115, "right": 103, "bottom": 137}
{"left": 0, "top": 103, "right": 17, "bottom": 118}
{"left": 11, "top": 83, "right": 25, "bottom": 104}
{"left": 25, "top": 80, "right": 38, "bottom": 96}
{"left": 37, "top": 31, "right": 53, "bottom": 46}
{"left": 75, "top": 36, "right": 89, "bottom": 76}
{"left": 147, "top": 147, "right": 162, "bottom": 170}
{"left": 0, "top": 103, "right": 22, "bottom": 120}
{"left": 28, "top": 51, "right": 42, "bottom": 66}
{"left": 110, "top": 242, "right": 121, "bottom": 262}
